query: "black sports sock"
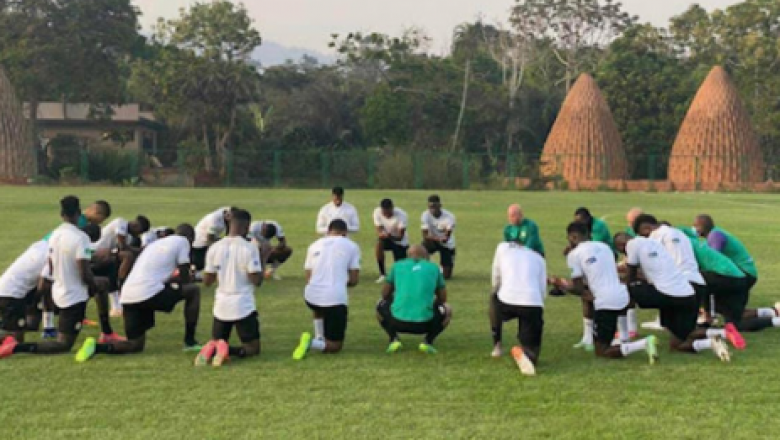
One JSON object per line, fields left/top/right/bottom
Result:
{"left": 738, "top": 318, "right": 773, "bottom": 332}
{"left": 99, "top": 315, "right": 113, "bottom": 335}
{"left": 229, "top": 347, "right": 247, "bottom": 358}
{"left": 13, "top": 343, "right": 37, "bottom": 353}
{"left": 184, "top": 322, "right": 197, "bottom": 345}
{"left": 95, "top": 343, "right": 114, "bottom": 354}
{"left": 491, "top": 324, "right": 502, "bottom": 345}
{"left": 377, "top": 260, "right": 386, "bottom": 277}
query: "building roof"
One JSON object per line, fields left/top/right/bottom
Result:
{"left": 23, "top": 102, "right": 162, "bottom": 129}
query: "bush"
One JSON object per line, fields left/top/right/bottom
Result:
{"left": 46, "top": 135, "right": 83, "bottom": 179}
{"left": 375, "top": 152, "right": 415, "bottom": 189}
{"left": 87, "top": 149, "right": 137, "bottom": 183}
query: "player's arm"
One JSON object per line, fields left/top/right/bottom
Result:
{"left": 381, "top": 281, "right": 395, "bottom": 301}
{"left": 375, "top": 225, "right": 388, "bottom": 239}
{"left": 625, "top": 240, "right": 640, "bottom": 284}
{"left": 77, "top": 239, "right": 97, "bottom": 290}
{"left": 116, "top": 233, "right": 129, "bottom": 251}
{"left": 202, "top": 272, "right": 217, "bottom": 287}
{"left": 276, "top": 236, "right": 288, "bottom": 249}
{"left": 529, "top": 223, "right": 545, "bottom": 256}
{"left": 491, "top": 248, "right": 501, "bottom": 294}
{"left": 247, "top": 247, "right": 264, "bottom": 287}
{"left": 392, "top": 227, "right": 406, "bottom": 241}
{"left": 177, "top": 263, "right": 193, "bottom": 284}
{"left": 347, "top": 246, "right": 360, "bottom": 287}
{"left": 347, "top": 269, "right": 359, "bottom": 287}
{"left": 316, "top": 208, "right": 328, "bottom": 234}
{"left": 202, "top": 246, "right": 217, "bottom": 287}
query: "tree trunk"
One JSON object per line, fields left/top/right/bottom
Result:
{"left": 0, "top": 67, "right": 35, "bottom": 181}
{"left": 451, "top": 58, "right": 471, "bottom": 153}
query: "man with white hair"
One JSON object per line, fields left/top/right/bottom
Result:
{"left": 503, "top": 204, "right": 544, "bottom": 256}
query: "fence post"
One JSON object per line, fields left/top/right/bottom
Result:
{"left": 413, "top": 152, "right": 423, "bottom": 189}
{"left": 273, "top": 150, "right": 282, "bottom": 188}
{"left": 225, "top": 150, "right": 234, "bottom": 187}
{"left": 321, "top": 151, "right": 330, "bottom": 188}
{"left": 367, "top": 151, "right": 376, "bottom": 189}
{"left": 80, "top": 148, "right": 89, "bottom": 182}
{"left": 462, "top": 153, "right": 471, "bottom": 189}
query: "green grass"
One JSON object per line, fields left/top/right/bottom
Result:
{"left": 1, "top": 187, "right": 779, "bottom": 439}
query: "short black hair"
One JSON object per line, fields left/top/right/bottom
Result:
{"left": 633, "top": 214, "right": 658, "bottom": 234}
{"left": 176, "top": 223, "right": 195, "bottom": 241}
{"left": 660, "top": 220, "right": 672, "bottom": 227}
{"left": 61, "top": 195, "right": 81, "bottom": 218}
{"left": 329, "top": 219, "right": 348, "bottom": 233}
{"left": 574, "top": 207, "right": 592, "bottom": 220}
{"left": 567, "top": 221, "right": 590, "bottom": 237}
{"left": 232, "top": 209, "right": 251, "bottom": 223}
{"left": 95, "top": 200, "right": 111, "bottom": 218}
{"left": 332, "top": 187, "right": 345, "bottom": 197}
{"left": 697, "top": 214, "right": 715, "bottom": 230}
{"left": 161, "top": 228, "right": 175, "bottom": 238}
{"left": 81, "top": 224, "right": 101, "bottom": 242}
{"left": 428, "top": 194, "right": 441, "bottom": 204}
{"left": 136, "top": 215, "right": 151, "bottom": 233}
{"left": 263, "top": 223, "right": 278, "bottom": 239}
{"left": 380, "top": 199, "right": 393, "bottom": 209}
{"left": 613, "top": 231, "right": 632, "bottom": 243}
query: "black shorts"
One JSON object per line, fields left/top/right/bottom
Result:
{"left": 744, "top": 274, "right": 757, "bottom": 292}
{"left": 691, "top": 282, "right": 708, "bottom": 309}
{"left": 0, "top": 297, "right": 28, "bottom": 331}
{"left": 376, "top": 299, "right": 445, "bottom": 334}
{"left": 491, "top": 294, "right": 544, "bottom": 348}
{"left": 423, "top": 241, "right": 456, "bottom": 268}
{"left": 212, "top": 311, "right": 260, "bottom": 343}
{"left": 628, "top": 282, "right": 697, "bottom": 341}
{"left": 123, "top": 284, "right": 185, "bottom": 340}
{"left": 57, "top": 301, "right": 87, "bottom": 336}
{"left": 703, "top": 272, "right": 748, "bottom": 325}
{"left": 593, "top": 309, "right": 621, "bottom": 346}
{"left": 92, "top": 257, "right": 119, "bottom": 291}
{"left": 191, "top": 246, "right": 208, "bottom": 271}
{"left": 306, "top": 301, "right": 348, "bottom": 342}
{"left": 380, "top": 238, "right": 408, "bottom": 262}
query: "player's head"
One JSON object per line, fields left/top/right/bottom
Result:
{"left": 507, "top": 204, "right": 523, "bottom": 225}
{"left": 613, "top": 232, "right": 632, "bottom": 255}
{"left": 660, "top": 220, "right": 672, "bottom": 227}
{"left": 332, "top": 187, "right": 345, "bottom": 206}
{"left": 328, "top": 219, "right": 348, "bottom": 237}
{"left": 226, "top": 207, "right": 238, "bottom": 222}
{"left": 694, "top": 214, "right": 715, "bottom": 237}
{"left": 175, "top": 223, "right": 196, "bottom": 244}
{"left": 408, "top": 244, "right": 430, "bottom": 261}
{"left": 262, "top": 223, "right": 277, "bottom": 240}
{"left": 60, "top": 195, "right": 81, "bottom": 224}
{"left": 81, "top": 223, "right": 101, "bottom": 243}
{"left": 574, "top": 207, "right": 593, "bottom": 226}
{"left": 159, "top": 227, "right": 175, "bottom": 238}
{"left": 129, "top": 215, "right": 151, "bottom": 236}
{"left": 626, "top": 207, "right": 643, "bottom": 227}
{"left": 84, "top": 200, "right": 111, "bottom": 225}
{"left": 633, "top": 214, "right": 659, "bottom": 237}
{"left": 380, "top": 198, "right": 394, "bottom": 218}
{"left": 428, "top": 194, "right": 442, "bottom": 217}
{"left": 229, "top": 209, "right": 252, "bottom": 236}
{"left": 567, "top": 221, "right": 590, "bottom": 249}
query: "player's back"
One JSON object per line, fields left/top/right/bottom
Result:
{"left": 126, "top": 236, "right": 189, "bottom": 286}
{"left": 493, "top": 242, "right": 546, "bottom": 307}
{"left": 96, "top": 218, "right": 127, "bottom": 250}
{"left": 49, "top": 223, "right": 91, "bottom": 307}
{"left": 305, "top": 236, "right": 360, "bottom": 306}
{"left": 568, "top": 241, "right": 628, "bottom": 310}
{"left": 208, "top": 237, "right": 259, "bottom": 297}
{"left": 0, "top": 240, "right": 49, "bottom": 297}
{"left": 650, "top": 225, "right": 701, "bottom": 280}
{"left": 627, "top": 237, "right": 693, "bottom": 297}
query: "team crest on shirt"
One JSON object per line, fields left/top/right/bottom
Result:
{"left": 648, "top": 252, "right": 658, "bottom": 258}
{"left": 521, "top": 231, "right": 527, "bottom": 239}
{"left": 672, "top": 238, "right": 680, "bottom": 244}
{"left": 586, "top": 257, "right": 597, "bottom": 265}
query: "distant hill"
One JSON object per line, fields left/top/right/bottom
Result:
{"left": 253, "top": 41, "right": 335, "bottom": 67}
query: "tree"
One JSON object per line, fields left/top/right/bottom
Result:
{"left": 0, "top": 65, "right": 34, "bottom": 180}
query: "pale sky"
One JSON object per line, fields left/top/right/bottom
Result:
{"left": 132, "top": 0, "right": 742, "bottom": 53}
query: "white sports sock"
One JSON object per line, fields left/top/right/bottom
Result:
{"left": 582, "top": 318, "right": 594, "bottom": 345}
{"left": 706, "top": 329, "right": 725, "bottom": 338}
{"left": 772, "top": 317, "right": 780, "bottom": 327}
{"left": 310, "top": 338, "right": 326, "bottom": 351}
{"left": 619, "top": 338, "right": 648, "bottom": 356}
{"left": 693, "top": 339, "right": 713, "bottom": 352}
{"left": 756, "top": 308, "right": 776, "bottom": 318}
{"left": 109, "top": 291, "right": 122, "bottom": 311}
{"left": 43, "top": 312, "right": 55, "bottom": 329}
{"left": 627, "top": 308, "right": 638, "bottom": 333}
{"left": 313, "top": 319, "right": 324, "bottom": 340}
{"left": 617, "top": 316, "right": 630, "bottom": 342}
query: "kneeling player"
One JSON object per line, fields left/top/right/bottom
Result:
{"left": 421, "top": 195, "right": 456, "bottom": 279}
{"left": 74, "top": 224, "right": 202, "bottom": 361}
{"left": 614, "top": 233, "right": 737, "bottom": 361}
{"left": 195, "top": 210, "right": 263, "bottom": 367}
{"left": 376, "top": 245, "right": 451, "bottom": 354}
{"left": 490, "top": 238, "right": 547, "bottom": 376}
{"left": 561, "top": 223, "right": 657, "bottom": 363}
{"left": 292, "top": 220, "right": 360, "bottom": 359}
{"left": 0, "top": 240, "right": 50, "bottom": 342}
{"left": 248, "top": 219, "right": 292, "bottom": 280}
{"left": 373, "top": 198, "right": 409, "bottom": 283}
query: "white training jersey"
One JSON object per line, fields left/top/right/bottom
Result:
{"left": 567, "top": 241, "right": 630, "bottom": 311}
{"left": 193, "top": 207, "right": 230, "bottom": 248}
{"left": 248, "top": 220, "right": 285, "bottom": 245}
{"left": 372, "top": 207, "right": 409, "bottom": 247}
{"left": 304, "top": 236, "right": 361, "bottom": 306}
{"left": 48, "top": 223, "right": 93, "bottom": 308}
{"left": 141, "top": 227, "right": 169, "bottom": 248}
{"left": 0, "top": 241, "right": 49, "bottom": 299}
{"left": 205, "top": 236, "right": 263, "bottom": 321}
{"left": 421, "top": 209, "right": 456, "bottom": 250}
{"left": 626, "top": 237, "right": 694, "bottom": 297}
{"left": 649, "top": 225, "right": 706, "bottom": 285}
{"left": 121, "top": 236, "right": 191, "bottom": 305}
{"left": 491, "top": 242, "right": 547, "bottom": 307}
{"left": 95, "top": 218, "right": 128, "bottom": 251}
{"left": 316, "top": 202, "right": 360, "bottom": 235}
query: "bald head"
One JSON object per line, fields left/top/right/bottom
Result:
{"left": 507, "top": 204, "right": 523, "bottom": 226}
{"left": 626, "top": 207, "right": 643, "bottom": 226}
{"left": 408, "top": 244, "right": 429, "bottom": 260}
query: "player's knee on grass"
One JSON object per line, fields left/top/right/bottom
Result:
{"left": 243, "top": 340, "right": 261, "bottom": 357}
{"left": 325, "top": 340, "right": 343, "bottom": 353}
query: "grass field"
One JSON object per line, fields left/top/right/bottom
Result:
{"left": 0, "top": 187, "right": 779, "bottom": 439}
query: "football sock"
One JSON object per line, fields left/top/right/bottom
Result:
{"left": 582, "top": 318, "right": 594, "bottom": 344}
{"left": 773, "top": 317, "right": 780, "bottom": 327}
{"left": 229, "top": 347, "right": 247, "bottom": 358}
{"left": 491, "top": 324, "right": 502, "bottom": 345}
{"left": 377, "top": 260, "right": 386, "bottom": 276}
{"left": 14, "top": 343, "right": 37, "bottom": 353}
{"left": 620, "top": 338, "right": 647, "bottom": 356}
{"left": 109, "top": 292, "right": 121, "bottom": 311}
{"left": 693, "top": 339, "right": 713, "bottom": 352}
{"left": 43, "top": 312, "right": 55, "bottom": 330}
{"left": 313, "top": 319, "right": 324, "bottom": 340}
{"left": 184, "top": 323, "right": 197, "bottom": 345}
{"left": 706, "top": 329, "right": 725, "bottom": 338}
{"left": 99, "top": 315, "right": 113, "bottom": 335}
{"left": 618, "top": 316, "right": 630, "bottom": 342}
{"left": 756, "top": 308, "right": 777, "bottom": 318}
{"left": 627, "top": 308, "right": 638, "bottom": 333}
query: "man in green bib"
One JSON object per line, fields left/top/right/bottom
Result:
{"left": 377, "top": 245, "right": 451, "bottom": 354}
{"left": 694, "top": 215, "right": 758, "bottom": 286}
{"left": 574, "top": 207, "right": 613, "bottom": 250}
{"left": 503, "top": 205, "right": 544, "bottom": 256}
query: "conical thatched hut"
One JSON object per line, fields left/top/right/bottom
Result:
{"left": 668, "top": 66, "right": 765, "bottom": 185}
{"left": 541, "top": 73, "right": 628, "bottom": 181}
